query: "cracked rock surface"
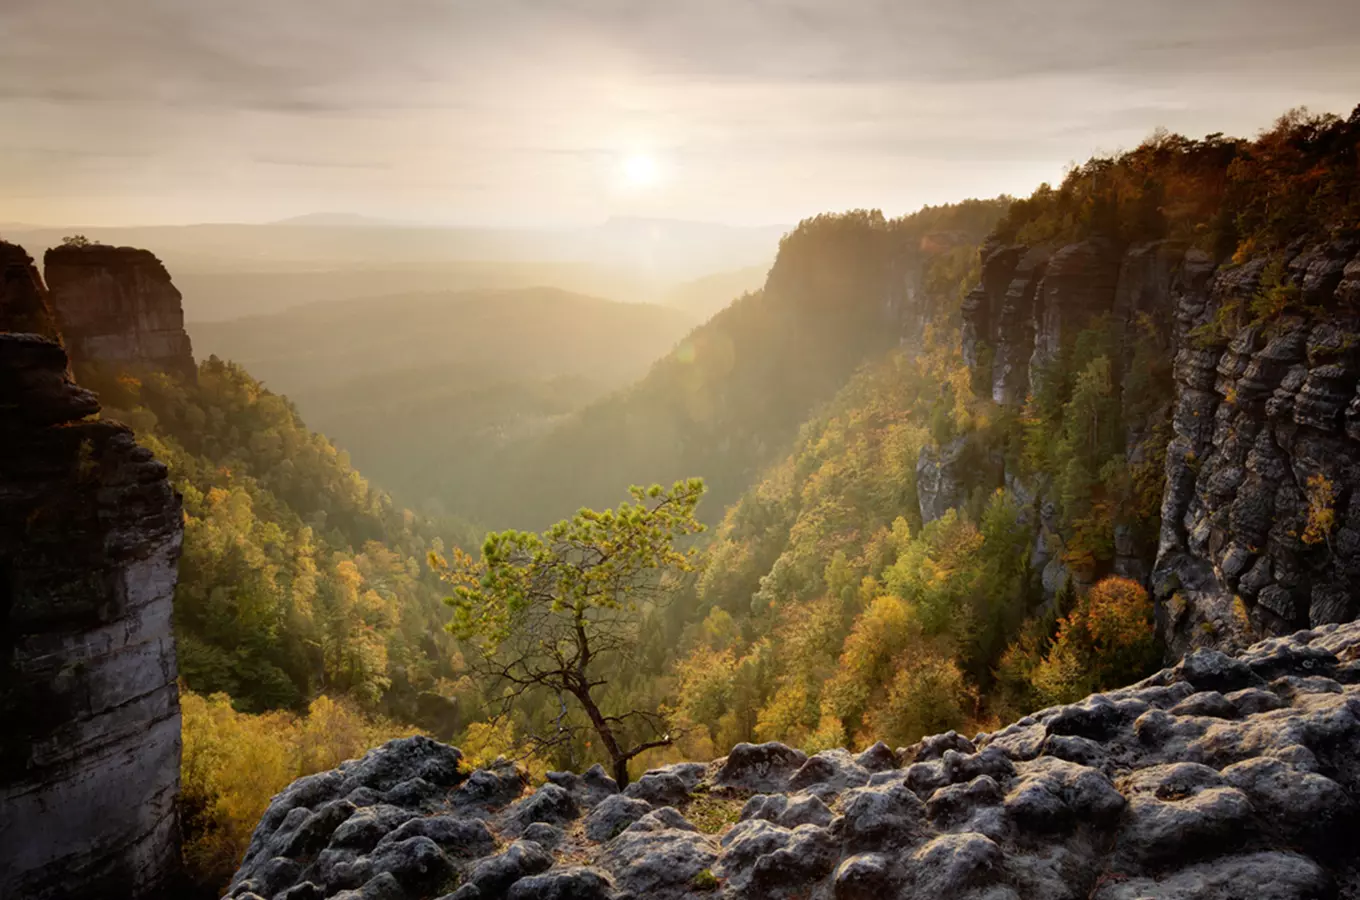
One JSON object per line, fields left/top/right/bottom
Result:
{"left": 230, "top": 623, "right": 1360, "bottom": 900}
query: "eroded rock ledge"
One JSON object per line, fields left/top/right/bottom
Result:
{"left": 44, "top": 243, "right": 196, "bottom": 380}
{"left": 0, "top": 334, "right": 184, "bottom": 899}
{"left": 229, "top": 622, "right": 1360, "bottom": 900}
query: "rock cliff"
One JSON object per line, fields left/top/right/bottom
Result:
{"left": 1, "top": 240, "right": 62, "bottom": 340}
{"left": 228, "top": 621, "right": 1360, "bottom": 900}
{"left": 44, "top": 243, "right": 196, "bottom": 380}
{"left": 961, "top": 235, "right": 1360, "bottom": 657}
{"left": 0, "top": 333, "right": 185, "bottom": 898}
{"left": 1157, "top": 242, "right": 1360, "bottom": 655}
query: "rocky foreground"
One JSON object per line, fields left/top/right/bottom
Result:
{"left": 228, "top": 623, "right": 1360, "bottom": 900}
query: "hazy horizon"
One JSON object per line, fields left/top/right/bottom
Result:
{"left": 6, "top": 0, "right": 1360, "bottom": 229}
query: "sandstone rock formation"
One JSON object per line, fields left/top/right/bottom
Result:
{"left": 227, "top": 622, "right": 1360, "bottom": 900}
{"left": 0, "top": 334, "right": 184, "bottom": 898}
{"left": 44, "top": 243, "right": 196, "bottom": 380}
{"left": 962, "top": 236, "right": 1360, "bottom": 656}
{"left": 1157, "top": 241, "right": 1360, "bottom": 655}
{"left": 0, "top": 240, "right": 61, "bottom": 339}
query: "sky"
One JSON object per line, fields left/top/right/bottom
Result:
{"left": 4, "top": 0, "right": 1360, "bottom": 227}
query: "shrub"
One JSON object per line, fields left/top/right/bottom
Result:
{"left": 1302, "top": 473, "right": 1337, "bottom": 546}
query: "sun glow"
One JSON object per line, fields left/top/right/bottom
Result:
{"left": 622, "top": 153, "right": 659, "bottom": 187}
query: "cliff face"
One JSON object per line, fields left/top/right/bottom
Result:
{"left": 230, "top": 621, "right": 1360, "bottom": 900}
{"left": 962, "top": 236, "right": 1360, "bottom": 656}
{"left": 1, "top": 240, "right": 62, "bottom": 341}
{"left": 44, "top": 244, "right": 196, "bottom": 380}
{"left": 1158, "top": 241, "right": 1360, "bottom": 655}
{"left": 0, "top": 334, "right": 184, "bottom": 899}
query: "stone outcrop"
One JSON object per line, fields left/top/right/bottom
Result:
{"left": 1156, "top": 240, "right": 1360, "bottom": 655}
{"left": 916, "top": 437, "right": 970, "bottom": 524}
{"left": 0, "top": 334, "right": 184, "bottom": 898}
{"left": 1, "top": 240, "right": 61, "bottom": 339}
{"left": 230, "top": 622, "right": 1360, "bottom": 900}
{"left": 44, "top": 243, "right": 195, "bottom": 380}
{"left": 961, "top": 233, "right": 1360, "bottom": 656}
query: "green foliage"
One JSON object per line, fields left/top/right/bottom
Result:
{"left": 81, "top": 359, "right": 473, "bottom": 725}
{"left": 1248, "top": 258, "right": 1304, "bottom": 323}
{"left": 1016, "top": 312, "right": 1171, "bottom": 580}
{"left": 866, "top": 652, "right": 973, "bottom": 747}
{"left": 444, "top": 480, "right": 706, "bottom": 645}
{"left": 667, "top": 299, "right": 1039, "bottom": 752}
{"left": 692, "top": 869, "right": 721, "bottom": 891}
{"left": 437, "top": 481, "right": 706, "bottom": 784}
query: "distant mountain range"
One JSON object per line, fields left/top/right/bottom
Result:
{"left": 3, "top": 217, "right": 786, "bottom": 321}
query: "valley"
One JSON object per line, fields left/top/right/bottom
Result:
{"left": 4, "top": 101, "right": 1360, "bottom": 900}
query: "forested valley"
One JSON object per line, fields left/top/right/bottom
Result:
{"left": 32, "top": 105, "right": 1360, "bottom": 893}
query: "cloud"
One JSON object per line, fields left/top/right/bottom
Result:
{"left": 6, "top": 0, "right": 1359, "bottom": 107}
{"left": 1, "top": 0, "right": 1358, "bottom": 223}
{"left": 253, "top": 157, "right": 393, "bottom": 171}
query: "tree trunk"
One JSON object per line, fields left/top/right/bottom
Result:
{"left": 612, "top": 755, "right": 631, "bottom": 790}
{"left": 573, "top": 685, "right": 631, "bottom": 788}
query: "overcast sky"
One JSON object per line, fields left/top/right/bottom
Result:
{"left": 3, "top": 0, "right": 1359, "bottom": 227}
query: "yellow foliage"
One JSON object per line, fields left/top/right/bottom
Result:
{"left": 1302, "top": 473, "right": 1336, "bottom": 545}
{"left": 458, "top": 719, "right": 548, "bottom": 781}
{"left": 803, "top": 714, "right": 849, "bottom": 754}
{"left": 755, "top": 681, "right": 816, "bottom": 746}
{"left": 1167, "top": 591, "right": 1189, "bottom": 625}
{"left": 864, "top": 652, "right": 972, "bottom": 747}
{"left": 180, "top": 690, "right": 419, "bottom": 894}
{"left": 822, "top": 595, "right": 921, "bottom": 728}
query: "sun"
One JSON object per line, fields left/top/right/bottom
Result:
{"left": 622, "top": 154, "right": 659, "bottom": 187}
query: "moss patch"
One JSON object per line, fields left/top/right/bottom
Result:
{"left": 681, "top": 786, "right": 748, "bottom": 836}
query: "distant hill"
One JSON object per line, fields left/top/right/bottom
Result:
{"left": 664, "top": 266, "right": 768, "bottom": 320}
{"left": 468, "top": 200, "right": 1011, "bottom": 529}
{"left": 268, "top": 212, "right": 410, "bottom": 227}
{"left": 170, "top": 262, "right": 685, "bottom": 322}
{"left": 191, "top": 287, "right": 696, "bottom": 515}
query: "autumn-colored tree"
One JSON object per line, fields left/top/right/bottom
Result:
{"left": 865, "top": 652, "right": 973, "bottom": 746}
{"left": 822, "top": 595, "right": 920, "bottom": 737}
{"left": 1031, "top": 576, "right": 1159, "bottom": 705}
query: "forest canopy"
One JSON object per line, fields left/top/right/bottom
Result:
{"left": 994, "top": 106, "right": 1360, "bottom": 257}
